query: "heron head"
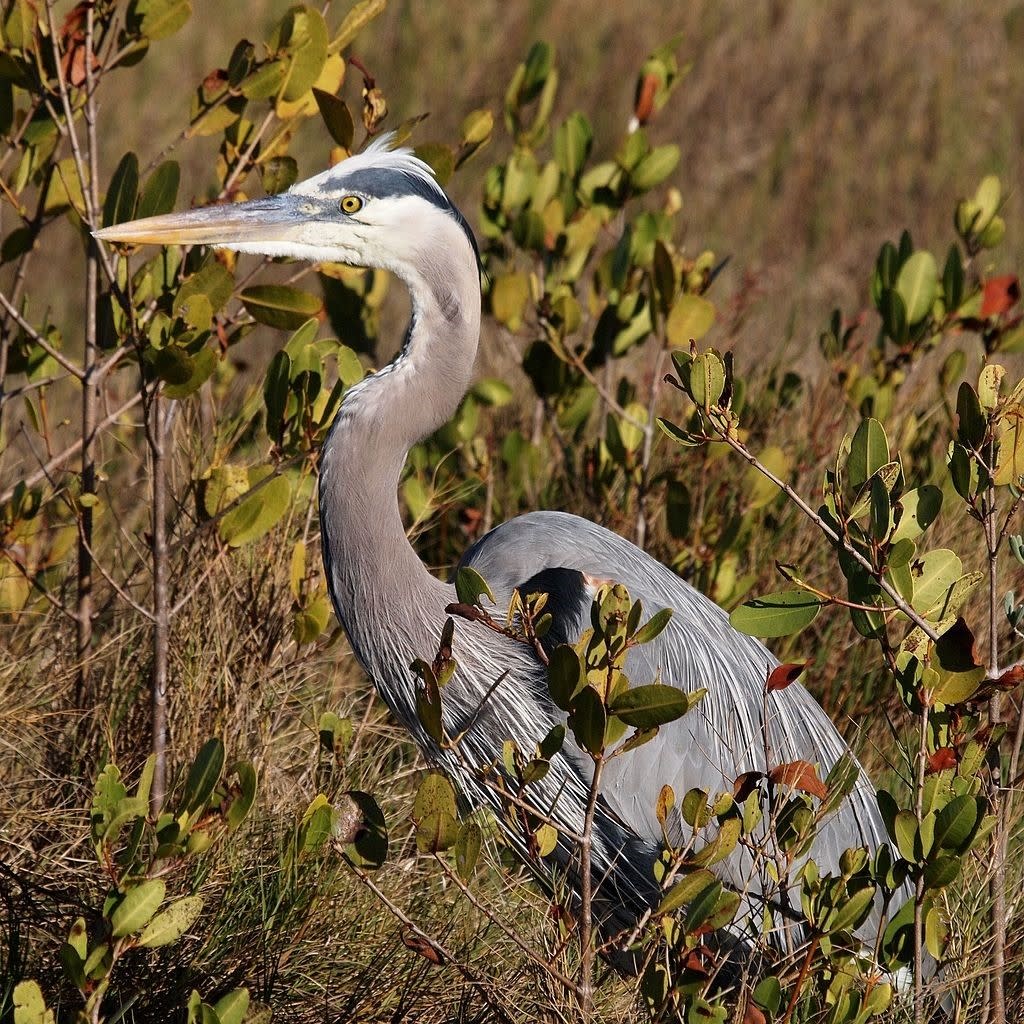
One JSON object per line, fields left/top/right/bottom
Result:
{"left": 94, "top": 133, "right": 480, "bottom": 281}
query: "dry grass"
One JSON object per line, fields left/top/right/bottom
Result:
{"left": 3, "top": 1, "right": 1024, "bottom": 1021}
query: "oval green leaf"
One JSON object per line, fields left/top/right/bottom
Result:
{"left": 241, "top": 285, "right": 323, "bottom": 331}
{"left": 729, "top": 590, "right": 821, "bottom": 638}
{"left": 139, "top": 895, "right": 204, "bottom": 948}
{"left": 895, "top": 250, "right": 937, "bottom": 325}
{"left": 111, "top": 879, "right": 166, "bottom": 937}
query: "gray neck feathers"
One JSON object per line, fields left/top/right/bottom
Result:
{"left": 318, "top": 215, "right": 481, "bottom": 689}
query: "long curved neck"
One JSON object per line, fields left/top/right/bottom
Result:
{"left": 318, "top": 221, "right": 481, "bottom": 681}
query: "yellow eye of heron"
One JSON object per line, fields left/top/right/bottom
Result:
{"left": 340, "top": 195, "right": 363, "bottom": 214}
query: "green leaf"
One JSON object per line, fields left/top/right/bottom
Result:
{"left": 242, "top": 285, "right": 323, "bottom": 331}
{"left": 666, "top": 295, "right": 715, "bottom": 345}
{"left": 828, "top": 885, "right": 876, "bottom": 934}
{"left": 909, "top": 549, "right": 963, "bottom": 619}
{"left": 923, "top": 856, "right": 960, "bottom": 890}
{"left": 934, "top": 794, "right": 980, "bottom": 853}
{"left": 454, "top": 566, "right": 495, "bottom": 606}
{"left": 68, "top": 917, "right": 87, "bottom": 960}
{"left": 226, "top": 761, "right": 257, "bottom": 831}
{"left": 632, "top": 607, "right": 672, "bottom": 645}
{"left": 103, "top": 152, "right": 139, "bottom": 228}
{"left": 261, "top": 156, "right": 298, "bottom": 195}
{"left": 341, "top": 790, "right": 388, "bottom": 868}
{"left": 313, "top": 88, "right": 355, "bottom": 149}
{"left": 752, "top": 976, "right": 783, "bottom": 1015}
{"left": 548, "top": 645, "right": 584, "bottom": 710}
{"left": 630, "top": 144, "right": 679, "bottom": 191}
{"left": 943, "top": 244, "right": 964, "bottom": 311}
{"left": 263, "top": 350, "right": 291, "bottom": 445}
{"left": 956, "top": 382, "right": 986, "bottom": 447}
{"left": 657, "top": 868, "right": 717, "bottom": 915}
{"left": 692, "top": 817, "right": 742, "bottom": 868}
{"left": 134, "top": 0, "right": 192, "bottom": 40}
{"left": 414, "top": 772, "right": 457, "bottom": 822}
{"left": 729, "top": 590, "right": 821, "bottom": 638}
{"left": 136, "top": 161, "right": 180, "bottom": 220}
{"left": 490, "top": 272, "right": 530, "bottom": 330}
{"left": 330, "top": 0, "right": 386, "bottom": 52}
{"left": 568, "top": 686, "right": 606, "bottom": 756}
{"left": 219, "top": 474, "right": 292, "bottom": 547}
{"left": 745, "top": 445, "right": 792, "bottom": 510}
{"left": 416, "top": 810, "right": 458, "bottom": 853}
{"left": 213, "top": 988, "right": 250, "bottom": 1024}
{"left": 13, "top": 981, "right": 53, "bottom": 1024}
{"left": 893, "top": 810, "right": 918, "bottom": 862}
{"left": 455, "top": 822, "right": 482, "bottom": 880}
{"left": 139, "top": 895, "right": 204, "bottom": 948}
{"left": 181, "top": 738, "right": 225, "bottom": 816}
{"left": 111, "top": 879, "right": 166, "bottom": 937}
{"left": 412, "top": 660, "right": 443, "bottom": 743}
{"left": 688, "top": 351, "right": 726, "bottom": 409}
{"left": 895, "top": 250, "right": 937, "bottom": 325}
{"left": 879, "top": 288, "right": 907, "bottom": 344}
{"left": 891, "top": 486, "right": 942, "bottom": 544}
{"left": 241, "top": 60, "right": 286, "bottom": 101}
{"left": 299, "top": 794, "right": 334, "bottom": 853}
{"left": 554, "top": 112, "right": 592, "bottom": 179}
{"left": 174, "top": 262, "right": 235, "bottom": 326}
{"left": 608, "top": 683, "right": 695, "bottom": 728}
{"left": 656, "top": 416, "right": 702, "bottom": 447}
{"left": 274, "top": 5, "right": 328, "bottom": 102}
{"left": 847, "top": 418, "right": 889, "bottom": 490}
{"left": 162, "top": 345, "right": 217, "bottom": 400}
{"left": 974, "top": 174, "right": 1001, "bottom": 227}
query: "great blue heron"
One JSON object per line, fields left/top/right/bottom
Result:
{"left": 97, "top": 134, "right": 904, "bottom": 969}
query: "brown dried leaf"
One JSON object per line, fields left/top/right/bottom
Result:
{"left": 768, "top": 759, "right": 827, "bottom": 799}
{"left": 743, "top": 1002, "right": 768, "bottom": 1024}
{"left": 995, "top": 664, "right": 1024, "bottom": 690}
{"left": 400, "top": 926, "right": 443, "bottom": 964}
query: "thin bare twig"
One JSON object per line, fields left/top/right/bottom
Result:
{"left": 0, "top": 289, "right": 84, "bottom": 379}
{"left": 340, "top": 852, "right": 517, "bottom": 1024}
{"left": 0, "top": 387, "right": 149, "bottom": 505}
{"left": 432, "top": 854, "right": 583, "bottom": 997}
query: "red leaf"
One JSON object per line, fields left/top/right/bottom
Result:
{"left": 926, "top": 748, "right": 958, "bottom": 774}
{"left": 633, "top": 73, "right": 659, "bottom": 125}
{"left": 733, "top": 771, "right": 763, "bottom": 801}
{"left": 995, "top": 664, "right": 1024, "bottom": 690}
{"left": 981, "top": 275, "right": 1021, "bottom": 318}
{"left": 766, "top": 661, "right": 808, "bottom": 691}
{"left": 768, "top": 759, "right": 827, "bottom": 799}
{"left": 743, "top": 1002, "right": 768, "bottom": 1024}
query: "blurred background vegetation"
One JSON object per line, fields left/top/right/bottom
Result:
{"left": 2, "top": 1, "right": 1024, "bottom": 1022}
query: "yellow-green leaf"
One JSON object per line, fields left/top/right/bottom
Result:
{"left": 490, "top": 272, "right": 530, "bottom": 331}
{"left": 139, "top": 895, "right": 204, "bottom": 948}
{"left": 219, "top": 475, "right": 292, "bottom": 547}
{"left": 111, "top": 879, "right": 166, "bottom": 937}
{"left": 666, "top": 294, "right": 715, "bottom": 345}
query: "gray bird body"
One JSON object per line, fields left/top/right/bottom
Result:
{"left": 95, "top": 135, "right": 902, "bottom": 963}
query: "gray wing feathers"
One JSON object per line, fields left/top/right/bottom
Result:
{"left": 460, "top": 510, "right": 892, "bottom": 930}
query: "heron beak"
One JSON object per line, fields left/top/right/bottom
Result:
{"left": 93, "top": 194, "right": 303, "bottom": 248}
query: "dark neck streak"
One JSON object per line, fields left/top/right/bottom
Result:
{"left": 318, "top": 241, "right": 481, "bottom": 700}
